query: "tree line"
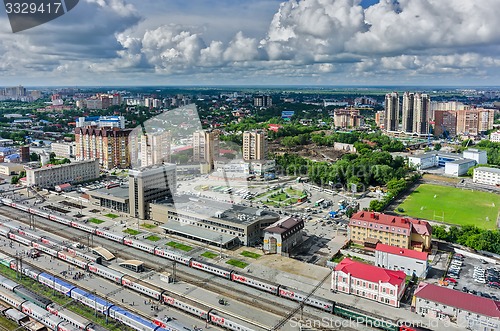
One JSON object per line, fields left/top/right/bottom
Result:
{"left": 433, "top": 225, "right": 500, "bottom": 255}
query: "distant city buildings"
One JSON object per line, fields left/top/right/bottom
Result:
{"left": 253, "top": 95, "right": 272, "bottom": 108}
{"left": 76, "top": 116, "right": 125, "bottom": 129}
{"left": 74, "top": 126, "right": 132, "bottom": 169}
{"left": 243, "top": 130, "right": 268, "bottom": 161}
{"left": 433, "top": 103, "right": 494, "bottom": 137}
{"left": 332, "top": 258, "right": 406, "bottom": 307}
{"left": 26, "top": 159, "right": 99, "bottom": 188}
{"left": 333, "top": 108, "right": 363, "bottom": 129}
{"left": 473, "top": 167, "right": 500, "bottom": 186}
{"left": 384, "top": 92, "right": 431, "bottom": 136}
{"left": 349, "top": 211, "right": 432, "bottom": 252}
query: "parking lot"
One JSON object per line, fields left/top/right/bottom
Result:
{"left": 444, "top": 253, "right": 500, "bottom": 300}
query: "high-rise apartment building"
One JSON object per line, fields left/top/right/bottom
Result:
{"left": 140, "top": 131, "right": 172, "bottom": 167}
{"left": 74, "top": 126, "right": 132, "bottom": 169}
{"left": 253, "top": 95, "right": 273, "bottom": 108}
{"left": 433, "top": 111, "right": 457, "bottom": 137}
{"left": 76, "top": 116, "right": 125, "bottom": 129}
{"left": 413, "top": 93, "right": 431, "bottom": 136}
{"left": 384, "top": 92, "right": 399, "bottom": 132}
{"left": 375, "top": 111, "right": 385, "bottom": 130}
{"left": 243, "top": 130, "right": 268, "bottom": 161}
{"left": 129, "top": 164, "right": 176, "bottom": 219}
{"left": 333, "top": 108, "right": 363, "bottom": 128}
{"left": 193, "top": 130, "right": 219, "bottom": 169}
{"left": 401, "top": 92, "right": 415, "bottom": 133}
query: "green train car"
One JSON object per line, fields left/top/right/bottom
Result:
{"left": 333, "top": 304, "right": 399, "bottom": 331}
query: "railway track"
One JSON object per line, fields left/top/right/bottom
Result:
{"left": 0, "top": 206, "right": 360, "bottom": 331}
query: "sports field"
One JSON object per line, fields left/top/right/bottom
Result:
{"left": 396, "top": 184, "right": 500, "bottom": 230}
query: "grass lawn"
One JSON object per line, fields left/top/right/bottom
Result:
{"left": 396, "top": 184, "right": 500, "bottom": 230}
{"left": 166, "top": 241, "right": 193, "bottom": 252}
{"left": 240, "top": 251, "right": 261, "bottom": 259}
{"left": 140, "top": 223, "right": 157, "bottom": 229}
{"left": 88, "top": 218, "right": 105, "bottom": 224}
{"left": 146, "top": 235, "right": 161, "bottom": 242}
{"left": 285, "top": 187, "right": 303, "bottom": 196}
{"left": 104, "top": 213, "right": 119, "bottom": 219}
{"left": 226, "top": 259, "right": 249, "bottom": 268}
{"left": 123, "top": 228, "right": 141, "bottom": 236}
{"left": 268, "top": 192, "right": 288, "bottom": 201}
{"left": 201, "top": 251, "right": 219, "bottom": 259}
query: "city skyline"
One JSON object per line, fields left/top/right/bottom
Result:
{"left": 1, "top": 0, "right": 500, "bottom": 86}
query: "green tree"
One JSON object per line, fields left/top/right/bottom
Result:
{"left": 433, "top": 143, "right": 442, "bottom": 151}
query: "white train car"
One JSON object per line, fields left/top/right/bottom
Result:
{"left": 38, "top": 273, "right": 76, "bottom": 296}
{"left": 108, "top": 305, "right": 160, "bottom": 331}
{"left": 21, "top": 266, "right": 41, "bottom": 280}
{"left": 29, "top": 208, "right": 49, "bottom": 218}
{"left": 8, "top": 233, "right": 32, "bottom": 246}
{"left": 155, "top": 248, "right": 192, "bottom": 265}
{"left": 94, "top": 229, "right": 124, "bottom": 243}
{"left": 87, "top": 263, "right": 123, "bottom": 283}
{"left": 0, "top": 286, "right": 24, "bottom": 309}
{"left": 209, "top": 311, "right": 255, "bottom": 331}
{"left": 57, "top": 251, "right": 88, "bottom": 269}
{"left": 0, "top": 226, "right": 10, "bottom": 238}
{"left": 47, "top": 303, "right": 94, "bottom": 330}
{"left": 121, "top": 275, "right": 162, "bottom": 300}
{"left": 31, "top": 242, "right": 59, "bottom": 257}
{"left": 190, "top": 260, "right": 232, "bottom": 279}
{"left": 21, "top": 301, "right": 79, "bottom": 331}
{"left": 18, "top": 228, "right": 43, "bottom": 241}
{"left": 69, "top": 288, "right": 112, "bottom": 314}
{"left": 231, "top": 272, "right": 278, "bottom": 294}
{"left": 278, "top": 287, "right": 334, "bottom": 312}
{"left": 12, "top": 203, "right": 29, "bottom": 212}
{"left": 160, "top": 293, "right": 209, "bottom": 320}
{"left": 70, "top": 221, "right": 95, "bottom": 233}
{"left": 49, "top": 214, "right": 72, "bottom": 226}
{"left": 123, "top": 238, "right": 155, "bottom": 253}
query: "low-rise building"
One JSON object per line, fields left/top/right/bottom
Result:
{"left": 375, "top": 243, "right": 428, "bottom": 278}
{"left": 490, "top": 131, "right": 500, "bottom": 143}
{"left": 0, "top": 163, "right": 24, "bottom": 175}
{"left": 263, "top": 217, "right": 304, "bottom": 255}
{"left": 332, "top": 258, "right": 406, "bottom": 307}
{"left": 152, "top": 195, "right": 279, "bottom": 247}
{"left": 349, "top": 211, "right": 432, "bottom": 251}
{"left": 408, "top": 149, "right": 486, "bottom": 176}
{"left": 51, "top": 142, "right": 75, "bottom": 159}
{"left": 26, "top": 159, "right": 99, "bottom": 188}
{"left": 463, "top": 148, "right": 488, "bottom": 165}
{"left": 413, "top": 282, "right": 500, "bottom": 331}
{"left": 473, "top": 167, "right": 500, "bottom": 186}
{"left": 444, "top": 159, "right": 476, "bottom": 176}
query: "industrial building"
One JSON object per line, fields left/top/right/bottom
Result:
{"left": 151, "top": 195, "right": 280, "bottom": 247}
{"left": 413, "top": 283, "right": 500, "bottom": 331}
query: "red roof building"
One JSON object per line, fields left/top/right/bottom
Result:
{"left": 332, "top": 258, "right": 406, "bottom": 307}
{"left": 349, "top": 211, "right": 432, "bottom": 252}
{"left": 413, "top": 283, "right": 500, "bottom": 329}
{"left": 375, "top": 243, "right": 429, "bottom": 278}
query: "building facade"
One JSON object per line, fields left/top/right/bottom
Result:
{"left": 401, "top": 92, "right": 415, "bottom": 134}
{"left": 349, "top": 212, "right": 432, "bottom": 251}
{"left": 332, "top": 258, "right": 406, "bottom": 307}
{"left": 490, "top": 131, "right": 500, "bottom": 143}
{"left": 74, "top": 126, "right": 132, "bottom": 169}
{"left": 51, "top": 142, "right": 75, "bottom": 159}
{"left": 463, "top": 148, "right": 488, "bottom": 165}
{"left": 263, "top": 217, "right": 304, "bottom": 255}
{"left": 434, "top": 110, "right": 457, "bottom": 137}
{"left": 128, "top": 164, "right": 177, "bottom": 220}
{"left": 253, "top": 95, "right": 272, "bottom": 108}
{"left": 333, "top": 108, "right": 363, "bottom": 129}
{"left": 26, "top": 159, "right": 99, "bottom": 188}
{"left": 413, "top": 283, "right": 500, "bottom": 331}
{"left": 243, "top": 130, "right": 268, "bottom": 161}
{"left": 76, "top": 116, "right": 125, "bottom": 129}
{"left": 193, "top": 130, "right": 219, "bottom": 170}
{"left": 473, "top": 167, "right": 500, "bottom": 186}
{"left": 375, "top": 243, "right": 428, "bottom": 278}
{"left": 385, "top": 92, "right": 399, "bottom": 132}
{"left": 413, "top": 93, "right": 431, "bottom": 136}
{"left": 140, "top": 131, "right": 172, "bottom": 167}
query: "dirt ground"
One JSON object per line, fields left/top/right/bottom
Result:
{"left": 423, "top": 173, "right": 461, "bottom": 183}
{"left": 269, "top": 141, "right": 347, "bottom": 162}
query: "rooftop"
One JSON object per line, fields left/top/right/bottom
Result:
{"left": 475, "top": 167, "right": 500, "bottom": 174}
{"left": 375, "top": 243, "right": 428, "bottom": 261}
{"left": 449, "top": 158, "right": 476, "bottom": 165}
{"left": 265, "top": 217, "right": 303, "bottom": 234}
{"left": 90, "top": 186, "right": 130, "bottom": 200}
{"left": 414, "top": 283, "right": 500, "bottom": 318}
{"left": 335, "top": 258, "right": 406, "bottom": 287}
{"left": 160, "top": 221, "right": 237, "bottom": 245}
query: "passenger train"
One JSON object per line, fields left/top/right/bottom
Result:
{"left": 0, "top": 199, "right": 432, "bottom": 331}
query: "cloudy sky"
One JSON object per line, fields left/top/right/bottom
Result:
{"left": 1, "top": 0, "right": 500, "bottom": 86}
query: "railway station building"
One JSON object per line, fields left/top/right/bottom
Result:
{"left": 151, "top": 195, "right": 279, "bottom": 247}
{"left": 263, "top": 217, "right": 304, "bottom": 256}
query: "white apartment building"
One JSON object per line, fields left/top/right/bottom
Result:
{"left": 490, "top": 131, "right": 500, "bottom": 143}
{"left": 51, "top": 142, "right": 75, "bottom": 159}
{"left": 473, "top": 167, "right": 500, "bottom": 186}
{"left": 26, "top": 159, "right": 99, "bottom": 188}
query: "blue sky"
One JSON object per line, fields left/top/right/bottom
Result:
{"left": 0, "top": 0, "right": 499, "bottom": 86}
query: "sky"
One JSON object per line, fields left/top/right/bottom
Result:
{"left": 1, "top": 0, "right": 500, "bottom": 87}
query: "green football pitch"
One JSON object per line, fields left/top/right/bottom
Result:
{"left": 396, "top": 184, "right": 500, "bottom": 230}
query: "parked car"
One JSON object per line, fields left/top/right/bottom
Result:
{"left": 462, "top": 286, "right": 468, "bottom": 292}
{"left": 444, "top": 277, "right": 457, "bottom": 283}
